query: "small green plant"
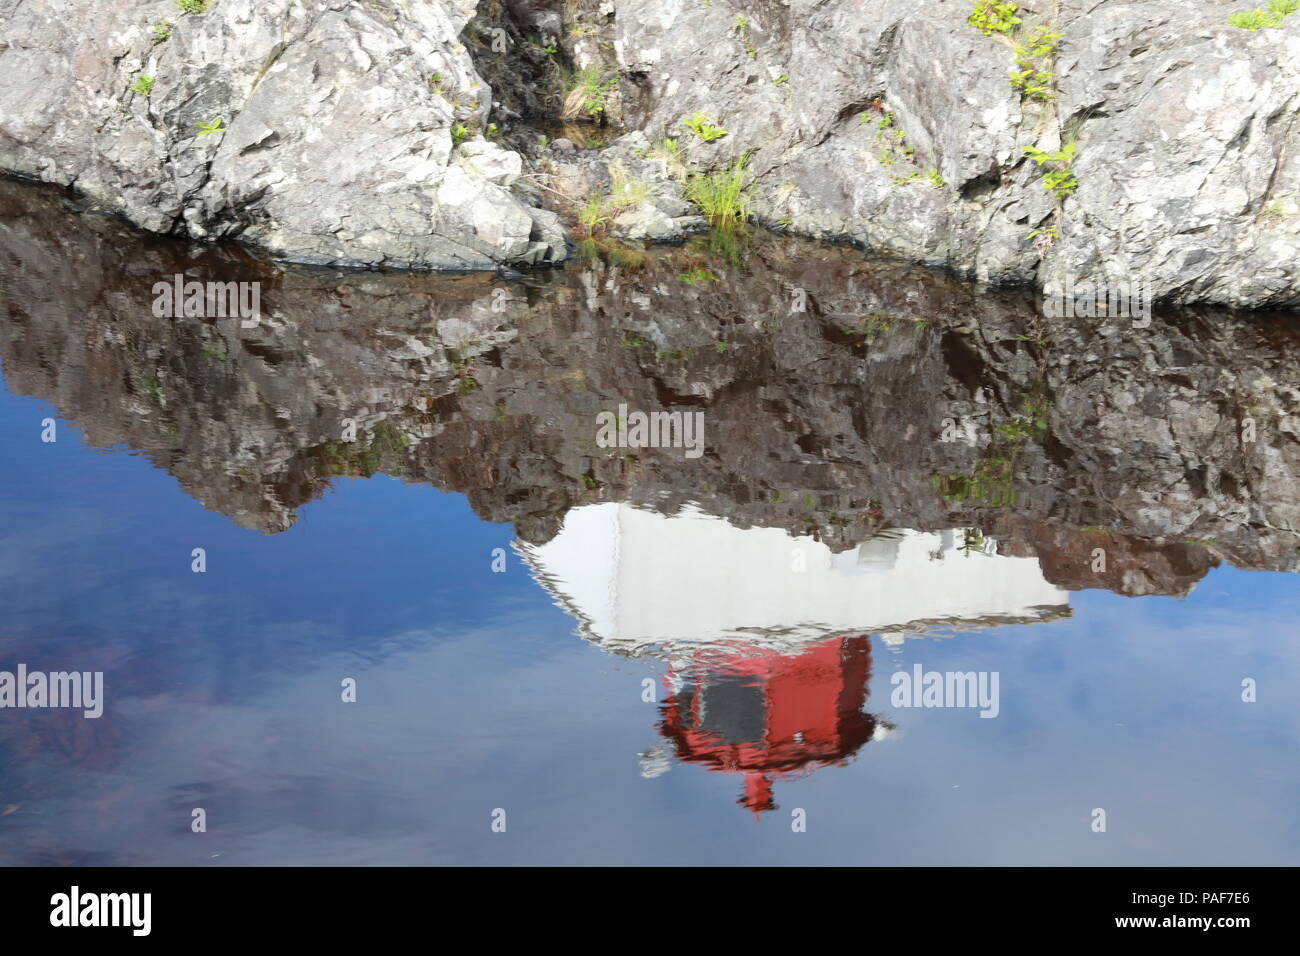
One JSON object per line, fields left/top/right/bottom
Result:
{"left": 1010, "top": 26, "right": 1061, "bottom": 100}
{"left": 1229, "top": 1, "right": 1300, "bottom": 29}
{"left": 652, "top": 137, "right": 682, "bottom": 161}
{"left": 684, "top": 112, "right": 728, "bottom": 143}
{"left": 734, "top": 16, "right": 758, "bottom": 58}
{"left": 175, "top": 0, "right": 210, "bottom": 14}
{"left": 931, "top": 393, "right": 1049, "bottom": 508}
{"left": 152, "top": 20, "right": 172, "bottom": 42}
{"left": 871, "top": 110, "right": 932, "bottom": 182}
{"left": 451, "top": 121, "right": 472, "bottom": 145}
{"left": 1024, "top": 397, "right": 1051, "bottom": 430}
{"left": 1009, "top": 68, "right": 1052, "bottom": 99}
{"left": 677, "top": 267, "right": 717, "bottom": 285}
{"left": 1228, "top": 8, "right": 1271, "bottom": 30}
{"left": 772, "top": 74, "right": 788, "bottom": 85}
{"left": 1018, "top": 26, "right": 1062, "bottom": 61}
{"left": 195, "top": 117, "right": 227, "bottom": 137}
{"left": 967, "top": 0, "right": 1020, "bottom": 36}
{"left": 563, "top": 65, "right": 619, "bottom": 120}
{"left": 578, "top": 194, "right": 612, "bottom": 232}
{"left": 960, "top": 528, "right": 988, "bottom": 556}
{"left": 653, "top": 346, "right": 697, "bottom": 363}
{"left": 314, "top": 422, "right": 410, "bottom": 479}
{"left": 1027, "top": 220, "right": 1061, "bottom": 254}
{"left": 576, "top": 162, "right": 652, "bottom": 237}
{"left": 850, "top": 312, "right": 896, "bottom": 343}
{"left": 968, "top": 4, "right": 1063, "bottom": 102}
{"left": 997, "top": 397, "right": 1051, "bottom": 440}
{"left": 608, "top": 161, "right": 650, "bottom": 207}
{"left": 996, "top": 417, "right": 1035, "bottom": 441}
{"left": 1024, "top": 142, "right": 1077, "bottom": 199}
{"left": 684, "top": 156, "right": 752, "bottom": 229}
{"left": 577, "top": 237, "right": 647, "bottom": 271}
{"left": 647, "top": 137, "right": 689, "bottom": 180}
{"left": 129, "top": 75, "right": 155, "bottom": 97}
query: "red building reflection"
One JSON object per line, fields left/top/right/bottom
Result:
{"left": 657, "top": 635, "right": 879, "bottom": 815}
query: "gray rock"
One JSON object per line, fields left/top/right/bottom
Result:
{"left": 540, "top": 129, "right": 707, "bottom": 240}
{"left": 611, "top": 202, "right": 704, "bottom": 241}
{"left": 457, "top": 141, "right": 523, "bottom": 186}
{"left": 5, "top": 0, "right": 1300, "bottom": 305}
{"left": 592, "top": 0, "right": 1300, "bottom": 307}
{"left": 0, "top": 0, "right": 563, "bottom": 270}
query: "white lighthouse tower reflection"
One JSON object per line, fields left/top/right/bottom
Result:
{"left": 519, "top": 503, "right": 1070, "bottom": 814}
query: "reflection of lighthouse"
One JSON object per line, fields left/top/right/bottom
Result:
{"left": 518, "top": 502, "right": 1070, "bottom": 654}
{"left": 518, "top": 502, "right": 1069, "bottom": 812}
{"left": 656, "top": 636, "right": 879, "bottom": 815}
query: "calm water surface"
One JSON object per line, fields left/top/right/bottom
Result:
{"left": 0, "top": 179, "right": 1297, "bottom": 865}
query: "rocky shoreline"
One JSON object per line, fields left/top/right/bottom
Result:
{"left": 2, "top": 1, "right": 1299, "bottom": 307}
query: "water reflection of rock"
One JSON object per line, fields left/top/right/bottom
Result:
{"left": 2, "top": 178, "right": 1299, "bottom": 601}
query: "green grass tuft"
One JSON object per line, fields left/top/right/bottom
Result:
{"left": 562, "top": 66, "right": 619, "bottom": 120}
{"left": 684, "top": 157, "right": 753, "bottom": 230}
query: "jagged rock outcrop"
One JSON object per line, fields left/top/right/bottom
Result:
{"left": 540, "top": 130, "right": 708, "bottom": 240}
{"left": 2, "top": 178, "right": 1297, "bottom": 597}
{"left": 0, "top": 0, "right": 564, "bottom": 269}
{"left": 559, "top": 0, "right": 1300, "bottom": 307}
{"left": 3, "top": 1, "right": 1299, "bottom": 306}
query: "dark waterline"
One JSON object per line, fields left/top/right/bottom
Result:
{"left": 0, "top": 177, "right": 1297, "bottom": 865}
